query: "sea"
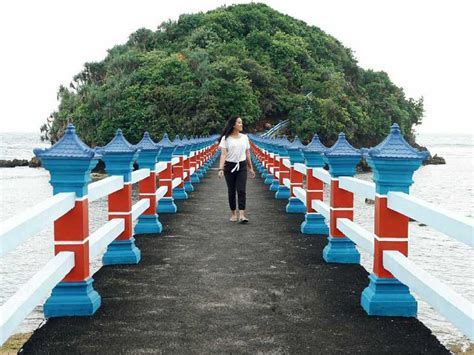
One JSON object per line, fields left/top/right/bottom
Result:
{"left": 0, "top": 132, "right": 473, "bottom": 350}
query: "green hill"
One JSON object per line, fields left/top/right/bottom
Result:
{"left": 41, "top": 3, "right": 423, "bottom": 147}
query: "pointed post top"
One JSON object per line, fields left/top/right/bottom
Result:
{"left": 34, "top": 123, "right": 100, "bottom": 159}
{"left": 324, "top": 133, "right": 361, "bottom": 158}
{"left": 99, "top": 129, "right": 139, "bottom": 154}
{"left": 303, "top": 134, "right": 327, "bottom": 153}
{"left": 135, "top": 131, "right": 159, "bottom": 152}
{"left": 157, "top": 133, "right": 175, "bottom": 148}
{"left": 366, "top": 123, "right": 429, "bottom": 160}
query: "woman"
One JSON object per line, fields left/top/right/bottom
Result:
{"left": 218, "top": 116, "right": 256, "bottom": 223}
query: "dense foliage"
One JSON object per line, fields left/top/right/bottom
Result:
{"left": 41, "top": 3, "right": 423, "bottom": 147}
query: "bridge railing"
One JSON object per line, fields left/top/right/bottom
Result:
{"left": 0, "top": 125, "right": 219, "bottom": 346}
{"left": 249, "top": 124, "right": 473, "bottom": 341}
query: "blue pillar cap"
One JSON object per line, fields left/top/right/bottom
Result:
{"left": 96, "top": 129, "right": 140, "bottom": 182}
{"left": 364, "top": 124, "right": 429, "bottom": 194}
{"left": 34, "top": 123, "right": 101, "bottom": 197}
{"left": 287, "top": 136, "right": 305, "bottom": 164}
{"left": 157, "top": 133, "right": 176, "bottom": 161}
{"left": 302, "top": 134, "right": 327, "bottom": 168}
{"left": 135, "top": 132, "right": 161, "bottom": 169}
{"left": 324, "top": 133, "right": 361, "bottom": 177}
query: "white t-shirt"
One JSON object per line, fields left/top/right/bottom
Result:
{"left": 219, "top": 134, "right": 250, "bottom": 162}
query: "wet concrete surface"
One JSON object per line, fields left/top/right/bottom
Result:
{"left": 21, "top": 162, "right": 448, "bottom": 354}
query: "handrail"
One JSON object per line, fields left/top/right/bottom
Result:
{"left": 0, "top": 251, "right": 75, "bottom": 345}
{"left": 155, "top": 162, "right": 167, "bottom": 174}
{"left": 311, "top": 200, "right": 330, "bottom": 219}
{"left": 387, "top": 192, "right": 474, "bottom": 248}
{"left": 89, "top": 220, "right": 125, "bottom": 259}
{"left": 283, "top": 178, "right": 290, "bottom": 189}
{"left": 131, "top": 199, "right": 150, "bottom": 222}
{"left": 282, "top": 158, "right": 291, "bottom": 169}
{"left": 293, "top": 187, "right": 307, "bottom": 207}
{"left": 172, "top": 177, "right": 182, "bottom": 189}
{"left": 0, "top": 192, "right": 76, "bottom": 257}
{"left": 131, "top": 168, "right": 151, "bottom": 184}
{"left": 339, "top": 177, "right": 375, "bottom": 200}
{"left": 384, "top": 250, "right": 474, "bottom": 340}
{"left": 312, "top": 168, "right": 331, "bottom": 184}
{"left": 337, "top": 219, "right": 374, "bottom": 255}
{"left": 156, "top": 186, "right": 168, "bottom": 200}
{"left": 293, "top": 163, "right": 307, "bottom": 176}
{"left": 88, "top": 176, "right": 124, "bottom": 202}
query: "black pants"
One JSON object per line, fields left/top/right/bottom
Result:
{"left": 224, "top": 160, "right": 247, "bottom": 210}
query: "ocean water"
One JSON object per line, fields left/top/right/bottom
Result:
{"left": 0, "top": 132, "right": 472, "bottom": 349}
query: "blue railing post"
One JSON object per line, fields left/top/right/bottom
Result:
{"left": 134, "top": 132, "right": 163, "bottom": 234}
{"left": 34, "top": 123, "right": 101, "bottom": 317}
{"left": 286, "top": 136, "right": 306, "bottom": 213}
{"left": 301, "top": 135, "right": 329, "bottom": 234}
{"left": 361, "top": 123, "right": 428, "bottom": 316}
{"left": 323, "top": 133, "right": 361, "bottom": 263}
{"left": 98, "top": 129, "right": 141, "bottom": 265}
{"left": 156, "top": 134, "right": 178, "bottom": 213}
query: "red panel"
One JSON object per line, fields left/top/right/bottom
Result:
{"left": 307, "top": 172, "right": 324, "bottom": 190}
{"left": 140, "top": 195, "right": 156, "bottom": 214}
{"left": 329, "top": 209, "right": 353, "bottom": 237}
{"left": 373, "top": 239, "right": 408, "bottom": 278}
{"left": 375, "top": 197, "right": 409, "bottom": 237}
{"left": 306, "top": 191, "right": 324, "bottom": 212}
{"left": 139, "top": 174, "right": 155, "bottom": 193}
{"left": 54, "top": 199, "right": 89, "bottom": 242}
{"left": 330, "top": 180, "right": 354, "bottom": 208}
{"left": 108, "top": 214, "right": 133, "bottom": 241}
{"left": 108, "top": 184, "right": 132, "bottom": 212}
{"left": 55, "top": 241, "right": 90, "bottom": 282}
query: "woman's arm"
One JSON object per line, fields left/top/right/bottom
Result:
{"left": 218, "top": 148, "right": 227, "bottom": 178}
{"left": 246, "top": 149, "right": 256, "bottom": 178}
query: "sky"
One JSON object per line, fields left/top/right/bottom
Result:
{"left": 0, "top": 0, "right": 472, "bottom": 134}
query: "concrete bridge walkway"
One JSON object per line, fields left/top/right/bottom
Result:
{"left": 21, "top": 164, "right": 447, "bottom": 354}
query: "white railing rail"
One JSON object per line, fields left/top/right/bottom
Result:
{"left": 293, "top": 163, "right": 307, "bottom": 176}
{"left": 0, "top": 251, "right": 75, "bottom": 345}
{"left": 339, "top": 177, "right": 375, "bottom": 200}
{"left": 384, "top": 251, "right": 474, "bottom": 340}
{"left": 89, "top": 220, "right": 125, "bottom": 259}
{"left": 88, "top": 176, "right": 123, "bottom": 202}
{"left": 387, "top": 192, "right": 474, "bottom": 248}
{"left": 337, "top": 218, "right": 374, "bottom": 255}
{"left": 131, "top": 168, "right": 151, "bottom": 184}
{"left": 0, "top": 192, "right": 76, "bottom": 257}
{"left": 131, "top": 199, "right": 150, "bottom": 222}
{"left": 312, "top": 168, "right": 331, "bottom": 184}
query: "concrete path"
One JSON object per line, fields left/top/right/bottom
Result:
{"left": 21, "top": 164, "right": 448, "bottom": 354}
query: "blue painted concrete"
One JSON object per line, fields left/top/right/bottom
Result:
{"left": 135, "top": 214, "right": 163, "bottom": 235}
{"left": 323, "top": 236, "right": 360, "bottom": 264}
{"left": 158, "top": 197, "right": 178, "bottom": 213}
{"left": 275, "top": 186, "right": 290, "bottom": 199}
{"left": 361, "top": 274, "right": 417, "bottom": 317}
{"left": 173, "top": 187, "right": 188, "bottom": 200}
{"left": 44, "top": 278, "right": 101, "bottom": 317}
{"left": 301, "top": 213, "right": 329, "bottom": 235}
{"left": 286, "top": 197, "right": 306, "bottom": 213}
{"left": 103, "top": 238, "right": 141, "bottom": 265}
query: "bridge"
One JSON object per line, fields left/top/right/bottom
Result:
{"left": 0, "top": 124, "right": 472, "bottom": 353}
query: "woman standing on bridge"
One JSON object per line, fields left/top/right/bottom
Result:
{"left": 218, "top": 116, "right": 256, "bottom": 223}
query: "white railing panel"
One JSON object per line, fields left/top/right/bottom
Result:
{"left": 172, "top": 178, "right": 182, "bottom": 189}
{"left": 337, "top": 219, "right": 374, "bottom": 255}
{"left": 387, "top": 192, "right": 474, "bottom": 248}
{"left": 384, "top": 250, "right": 474, "bottom": 340}
{"left": 88, "top": 176, "right": 124, "bottom": 202}
{"left": 155, "top": 162, "right": 167, "bottom": 174}
{"left": 312, "top": 200, "right": 330, "bottom": 219}
{"left": 294, "top": 163, "right": 307, "bottom": 176}
{"left": 0, "top": 192, "right": 76, "bottom": 257}
{"left": 0, "top": 251, "right": 74, "bottom": 346}
{"left": 131, "top": 169, "right": 150, "bottom": 184}
{"left": 171, "top": 157, "right": 180, "bottom": 165}
{"left": 312, "top": 168, "right": 331, "bottom": 184}
{"left": 131, "top": 200, "right": 150, "bottom": 222}
{"left": 156, "top": 186, "right": 168, "bottom": 201}
{"left": 283, "top": 178, "right": 290, "bottom": 189}
{"left": 339, "top": 177, "right": 376, "bottom": 200}
{"left": 190, "top": 167, "right": 196, "bottom": 175}
{"left": 293, "top": 187, "right": 307, "bottom": 206}
{"left": 282, "top": 159, "right": 291, "bottom": 169}
{"left": 269, "top": 167, "right": 274, "bottom": 174}
{"left": 89, "top": 219, "right": 125, "bottom": 259}
{"left": 275, "top": 171, "right": 280, "bottom": 179}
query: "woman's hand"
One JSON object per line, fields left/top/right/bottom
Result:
{"left": 249, "top": 168, "right": 256, "bottom": 178}
{"left": 218, "top": 169, "right": 224, "bottom": 179}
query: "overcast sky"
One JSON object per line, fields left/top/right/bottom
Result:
{"left": 0, "top": 0, "right": 472, "bottom": 134}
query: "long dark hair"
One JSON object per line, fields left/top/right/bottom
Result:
{"left": 218, "top": 116, "right": 240, "bottom": 143}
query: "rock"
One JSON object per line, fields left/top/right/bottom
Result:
{"left": 28, "top": 157, "right": 42, "bottom": 168}
{"left": 425, "top": 154, "right": 446, "bottom": 165}
{"left": 0, "top": 159, "right": 29, "bottom": 168}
